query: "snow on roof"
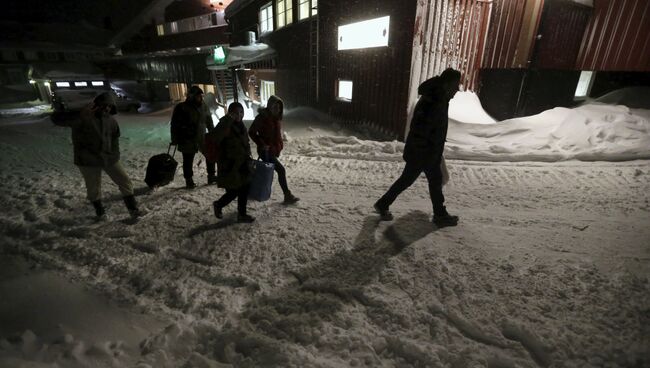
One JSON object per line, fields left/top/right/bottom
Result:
{"left": 30, "top": 62, "right": 105, "bottom": 80}
{"left": 206, "top": 43, "right": 276, "bottom": 70}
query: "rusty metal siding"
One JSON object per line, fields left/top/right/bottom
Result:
{"left": 577, "top": 0, "right": 650, "bottom": 71}
{"left": 483, "top": 0, "right": 530, "bottom": 69}
{"left": 411, "top": 0, "right": 492, "bottom": 92}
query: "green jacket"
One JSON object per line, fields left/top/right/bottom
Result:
{"left": 170, "top": 100, "right": 214, "bottom": 153}
{"left": 51, "top": 106, "right": 121, "bottom": 167}
{"left": 213, "top": 115, "right": 252, "bottom": 189}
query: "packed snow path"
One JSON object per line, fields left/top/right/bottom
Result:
{"left": 0, "top": 113, "right": 648, "bottom": 367}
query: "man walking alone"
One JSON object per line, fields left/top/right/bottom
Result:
{"left": 374, "top": 68, "right": 461, "bottom": 227}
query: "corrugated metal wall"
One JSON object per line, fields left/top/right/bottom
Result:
{"left": 411, "top": 0, "right": 492, "bottom": 92}
{"left": 576, "top": 0, "right": 650, "bottom": 71}
{"left": 482, "top": 0, "right": 543, "bottom": 69}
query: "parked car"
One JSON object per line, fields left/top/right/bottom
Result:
{"left": 111, "top": 91, "right": 142, "bottom": 112}
{"left": 51, "top": 81, "right": 141, "bottom": 113}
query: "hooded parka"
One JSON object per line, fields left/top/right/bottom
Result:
{"left": 51, "top": 97, "right": 121, "bottom": 167}
{"left": 170, "top": 95, "right": 214, "bottom": 154}
{"left": 213, "top": 114, "right": 252, "bottom": 190}
{"left": 402, "top": 77, "right": 450, "bottom": 168}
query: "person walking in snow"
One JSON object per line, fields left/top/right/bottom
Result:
{"left": 211, "top": 102, "right": 255, "bottom": 223}
{"left": 248, "top": 95, "right": 300, "bottom": 205}
{"left": 374, "top": 68, "right": 461, "bottom": 227}
{"left": 170, "top": 86, "right": 215, "bottom": 188}
{"left": 50, "top": 92, "right": 143, "bottom": 220}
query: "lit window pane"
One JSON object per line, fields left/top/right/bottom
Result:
{"left": 338, "top": 16, "right": 390, "bottom": 50}
{"left": 91, "top": 81, "right": 104, "bottom": 86}
{"left": 299, "top": 2, "right": 310, "bottom": 20}
{"left": 74, "top": 81, "right": 88, "bottom": 87}
{"left": 312, "top": 0, "right": 317, "bottom": 15}
{"left": 338, "top": 80, "right": 352, "bottom": 101}
{"left": 56, "top": 82, "right": 70, "bottom": 88}
{"left": 575, "top": 71, "right": 594, "bottom": 97}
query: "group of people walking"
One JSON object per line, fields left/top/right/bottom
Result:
{"left": 52, "top": 68, "right": 461, "bottom": 228}
{"left": 170, "top": 87, "right": 300, "bottom": 223}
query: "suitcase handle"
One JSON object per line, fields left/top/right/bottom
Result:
{"left": 167, "top": 143, "right": 177, "bottom": 157}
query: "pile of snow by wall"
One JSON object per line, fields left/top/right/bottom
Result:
{"left": 448, "top": 91, "right": 496, "bottom": 125}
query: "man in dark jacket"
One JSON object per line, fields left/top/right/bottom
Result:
{"left": 248, "top": 95, "right": 299, "bottom": 204}
{"left": 374, "top": 68, "right": 461, "bottom": 227}
{"left": 170, "top": 86, "right": 215, "bottom": 188}
{"left": 51, "top": 92, "right": 143, "bottom": 220}
{"left": 211, "top": 102, "right": 255, "bottom": 223}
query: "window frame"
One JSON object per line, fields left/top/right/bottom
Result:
{"left": 298, "top": 0, "right": 317, "bottom": 20}
{"left": 276, "top": 0, "right": 293, "bottom": 29}
{"left": 259, "top": 2, "right": 274, "bottom": 34}
{"left": 336, "top": 79, "right": 353, "bottom": 102}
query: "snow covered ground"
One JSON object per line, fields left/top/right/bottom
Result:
{"left": 0, "top": 96, "right": 649, "bottom": 367}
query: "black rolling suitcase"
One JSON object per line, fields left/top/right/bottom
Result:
{"left": 145, "top": 144, "right": 178, "bottom": 188}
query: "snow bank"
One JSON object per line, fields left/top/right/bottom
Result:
{"left": 448, "top": 91, "right": 496, "bottom": 125}
{"left": 445, "top": 104, "right": 650, "bottom": 161}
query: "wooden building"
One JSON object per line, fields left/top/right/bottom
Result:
{"left": 225, "top": 0, "right": 650, "bottom": 138}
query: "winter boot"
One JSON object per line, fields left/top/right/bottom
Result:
{"left": 237, "top": 213, "right": 255, "bottom": 223}
{"left": 212, "top": 201, "right": 223, "bottom": 219}
{"left": 373, "top": 202, "right": 393, "bottom": 221}
{"left": 123, "top": 195, "right": 144, "bottom": 218}
{"left": 185, "top": 178, "right": 197, "bottom": 189}
{"left": 433, "top": 207, "right": 458, "bottom": 227}
{"left": 92, "top": 200, "right": 107, "bottom": 221}
{"left": 283, "top": 192, "right": 300, "bottom": 205}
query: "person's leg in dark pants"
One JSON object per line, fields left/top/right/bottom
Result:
{"left": 269, "top": 156, "right": 299, "bottom": 204}
{"left": 182, "top": 152, "right": 196, "bottom": 188}
{"left": 235, "top": 183, "right": 254, "bottom": 222}
{"left": 375, "top": 161, "right": 423, "bottom": 220}
{"left": 213, "top": 189, "right": 238, "bottom": 218}
{"left": 206, "top": 160, "right": 217, "bottom": 184}
{"left": 269, "top": 156, "right": 289, "bottom": 194}
{"left": 424, "top": 162, "right": 458, "bottom": 226}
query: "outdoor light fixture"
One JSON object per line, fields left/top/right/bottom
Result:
{"left": 29, "top": 79, "right": 36, "bottom": 84}
{"left": 44, "top": 81, "right": 50, "bottom": 87}
{"left": 338, "top": 16, "right": 390, "bottom": 50}
{"left": 213, "top": 46, "right": 227, "bottom": 65}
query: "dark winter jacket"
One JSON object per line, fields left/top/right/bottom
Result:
{"left": 402, "top": 77, "right": 450, "bottom": 168}
{"left": 213, "top": 115, "right": 252, "bottom": 189}
{"left": 51, "top": 105, "right": 121, "bottom": 167}
{"left": 249, "top": 108, "right": 283, "bottom": 158}
{"left": 170, "top": 100, "right": 214, "bottom": 154}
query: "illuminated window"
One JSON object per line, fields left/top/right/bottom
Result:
{"left": 337, "top": 80, "right": 352, "bottom": 101}
{"left": 298, "top": 0, "right": 317, "bottom": 20}
{"left": 276, "top": 0, "right": 293, "bottom": 29}
{"left": 259, "top": 3, "right": 274, "bottom": 33}
{"left": 56, "top": 82, "right": 70, "bottom": 88}
{"left": 156, "top": 24, "right": 165, "bottom": 36}
{"left": 74, "top": 81, "right": 88, "bottom": 87}
{"left": 260, "top": 80, "right": 275, "bottom": 104}
{"left": 575, "top": 71, "right": 595, "bottom": 98}
{"left": 338, "top": 16, "right": 390, "bottom": 50}
{"left": 91, "top": 81, "right": 104, "bottom": 86}
{"left": 170, "top": 21, "right": 178, "bottom": 33}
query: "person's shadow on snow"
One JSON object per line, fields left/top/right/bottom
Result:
{"left": 209, "top": 211, "right": 437, "bottom": 365}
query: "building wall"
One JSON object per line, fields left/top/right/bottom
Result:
{"left": 319, "top": 0, "right": 418, "bottom": 139}
{"left": 576, "top": 0, "right": 650, "bottom": 71}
